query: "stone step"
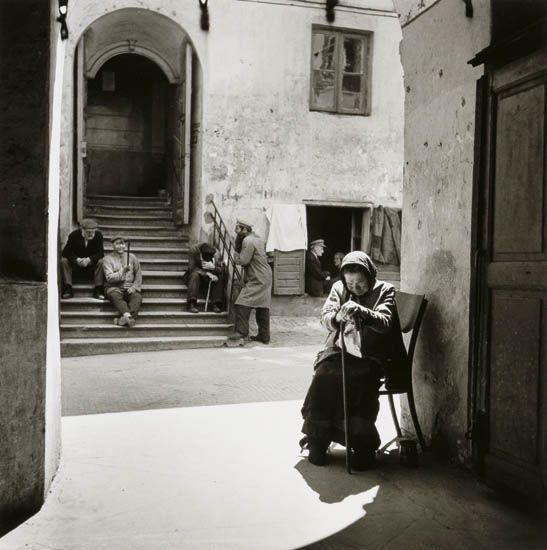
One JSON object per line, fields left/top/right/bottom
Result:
{"left": 61, "top": 335, "right": 229, "bottom": 357}
{"left": 61, "top": 297, "right": 199, "bottom": 312}
{"left": 140, "top": 259, "right": 187, "bottom": 271}
{"left": 99, "top": 225, "right": 186, "bottom": 237}
{"left": 94, "top": 214, "right": 173, "bottom": 227}
{"left": 72, "top": 283, "right": 188, "bottom": 298}
{"left": 141, "top": 271, "right": 186, "bottom": 285}
{"left": 86, "top": 194, "right": 167, "bottom": 206}
{"left": 103, "top": 246, "right": 187, "bottom": 260}
{"left": 102, "top": 235, "right": 188, "bottom": 247}
{"left": 87, "top": 204, "right": 172, "bottom": 217}
{"left": 60, "top": 323, "right": 233, "bottom": 339}
{"left": 61, "top": 311, "right": 228, "bottom": 325}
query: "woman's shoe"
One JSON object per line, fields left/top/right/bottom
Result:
{"left": 351, "top": 448, "right": 376, "bottom": 471}
{"left": 307, "top": 439, "right": 330, "bottom": 466}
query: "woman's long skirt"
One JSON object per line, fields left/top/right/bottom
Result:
{"left": 301, "top": 353, "right": 382, "bottom": 451}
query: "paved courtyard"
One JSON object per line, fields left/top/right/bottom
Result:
{"left": 2, "top": 318, "right": 545, "bottom": 549}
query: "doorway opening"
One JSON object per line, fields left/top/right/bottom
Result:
{"left": 305, "top": 204, "right": 401, "bottom": 286}
{"left": 85, "top": 54, "right": 169, "bottom": 198}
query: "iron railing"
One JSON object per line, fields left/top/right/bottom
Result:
{"left": 204, "top": 194, "right": 242, "bottom": 315}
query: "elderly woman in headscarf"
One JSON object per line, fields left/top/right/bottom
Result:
{"left": 300, "top": 251, "right": 408, "bottom": 470}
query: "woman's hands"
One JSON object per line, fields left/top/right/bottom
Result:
{"left": 335, "top": 300, "right": 368, "bottom": 324}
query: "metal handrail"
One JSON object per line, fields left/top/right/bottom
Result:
{"left": 204, "top": 194, "right": 242, "bottom": 315}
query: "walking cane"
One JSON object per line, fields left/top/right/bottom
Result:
{"left": 340, "top": 320, "right": 352, "bottom": 474}
{"left": 204, "top": 278, "right": 212, "bottom": 312}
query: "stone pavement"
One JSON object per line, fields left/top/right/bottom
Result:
{"left": 3, "top": 320, "right": 546, "bottom": 549}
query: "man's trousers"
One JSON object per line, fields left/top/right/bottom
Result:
{"left": 234, "top": 304, "right": 270, "bottom": 342}
{"left": 107, "top": 288, "right": 142, "bottom": 318}
{"left": 61, "top": 257, "right": 104, "bottom": 288}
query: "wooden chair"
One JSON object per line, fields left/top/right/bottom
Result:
{"left": 379, "top": 291, "right": 428, "bottom": 452}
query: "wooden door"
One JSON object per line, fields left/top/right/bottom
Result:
{"left": 172, "top": 42, "right": 192, "bottom": 225}
{"left": 475, "top": 51, "right": 547, "bottom": 502}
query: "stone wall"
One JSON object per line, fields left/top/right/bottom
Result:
{"left": 394, "top": 0, "right": 490, "bottom": 461}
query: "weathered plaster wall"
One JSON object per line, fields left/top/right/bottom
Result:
{"left": 395, "top": 0, "right": 490, "bottom": 461}
{"left": 59, "top": 0, "right": 403, "bottom": 243}
{"left": 202, "top": 0, "right": 404, "bottom": 239}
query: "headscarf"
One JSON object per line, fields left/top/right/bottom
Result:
{"left": 340, "top": 251, "right": 377, "bottom": 292}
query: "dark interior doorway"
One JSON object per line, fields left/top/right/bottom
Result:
{"left": 85, "top": 54, "right": 169, "bottom": 197}
{"left": 306, "top": 206, "right": 354, "bottom": 275}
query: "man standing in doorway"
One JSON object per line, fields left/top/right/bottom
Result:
{"left": 230, "top": 219, "right": 272, "bottom": 344}
{"left": 305, "top": 238, "right": 330, "bottom": 297}
{"left": 60, "top": 218, "right": 105, "bottom": 300}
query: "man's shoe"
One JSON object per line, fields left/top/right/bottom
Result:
{"left": 93, "top": 286, "right": 105, "bottom": 300}
{"left": 212, "top": 304, "right": 222, "bottom": 313}
{"left": 250, "top": 335, "right": 270, "bottom": 345}
{"left": 126, "top": 315, "right": 136, "bottom": 327}
{"left": 117, "top": 315, "right": 128, "bottom": 326}
{"left": 61, "top": 286, "right": 73, "bottom": 299}
{"left": 187, "top": 302, "right": 199, "bottom": 313}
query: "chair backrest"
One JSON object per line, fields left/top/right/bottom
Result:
{"left": 395, "top": 291, "right": 427, "bottom": 366}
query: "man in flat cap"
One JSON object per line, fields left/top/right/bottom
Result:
{"left": 60, "top": 218, "right": 105, "bottom": 300}
{"left": 183, "top": 242, "right": 226, "bottom": 313}
{"left": 305, "top": 238, "right": 331, "bottom": 297}
{"left": 230, "top": 218, "right": 272, "bottom": 344}
{"left": 103, "top": 236, "right": 142, "bottom": 327}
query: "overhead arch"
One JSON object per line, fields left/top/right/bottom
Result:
{"left": 86, "top": 42, "right": 179, "bottom": 84}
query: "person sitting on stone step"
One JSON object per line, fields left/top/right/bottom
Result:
{"left": 60, "top": 218, "right": 105, "bottom": 300}
{"left": 183, "top": 242, "right": 226, "bottom": 313}
{"left": 103, "top": 236, "right": 142, "bottom": 327}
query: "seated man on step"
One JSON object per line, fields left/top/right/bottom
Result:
{"left": 60, "top": 218, "right": 105, "bottom": 300}
{"left": 103, "top": 236, "right": 143, "bottom": 327}
{"left": 183, "top": 242, "right": 226, "bottom": 313}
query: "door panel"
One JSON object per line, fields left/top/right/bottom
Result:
{"left": 476, "top": 53, "right": 547, "bottom": 502}
{"left": 489, "top": 292, "right": 541, "bottom": 464}
{"left": 493, "top": 83, "right": 545, "bottom": 257}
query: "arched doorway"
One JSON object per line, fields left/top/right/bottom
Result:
{"left": 70, "top": 8, "right": 200, "bottom": 227}
{"left": 85, "top": 54, "right": 169, "bottom": 197}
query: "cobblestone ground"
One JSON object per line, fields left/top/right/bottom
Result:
{"left": 62, "top": 316, "right": 326, "bottom": 416}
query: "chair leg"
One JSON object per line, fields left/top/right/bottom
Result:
{"left": 406, "top": 386, "right": 427, "bottom": 452}
{"left": 388, "top": 394, "right": 403, "bottom": 438}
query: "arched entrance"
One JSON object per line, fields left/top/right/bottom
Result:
{"left": 71, "top": 8, "right": 200, "bottom": 226}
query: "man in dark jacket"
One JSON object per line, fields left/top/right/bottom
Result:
{"left": 183, "top": 242, "right": 226, "bottom": 313}
{"left": 60, "top": 218, "right": 105, "bottom": 299}
{"left": 305, "top": 238, "right": 331, "bottom": 297}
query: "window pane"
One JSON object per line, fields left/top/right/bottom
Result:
{"left": 342, "top": 74, "right": 362, "bottom": 94}
{"left": 312, "top": 70, "right": 335, "bottom": 109}
{"left": 340, "top": 91, "right": 362, "bottom": 111}
{"left": 343, "top": 37, "right": 363, "bottom": 73}
{"left": 312, "top": 33, "right": 336, "bottom": 71}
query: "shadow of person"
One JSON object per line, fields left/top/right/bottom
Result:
{"left": 295, "top": 446, "right": 399, "bottom": 504}
{"left": 293, "top": 448, "right": 420, "bottom": 549}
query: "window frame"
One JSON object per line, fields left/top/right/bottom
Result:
{"left": 309, "top": 25, "right": 373, "bottom": 116}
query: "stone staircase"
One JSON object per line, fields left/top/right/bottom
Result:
{"left": 60, "top": 195, "right": 233, "bottom": 357}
